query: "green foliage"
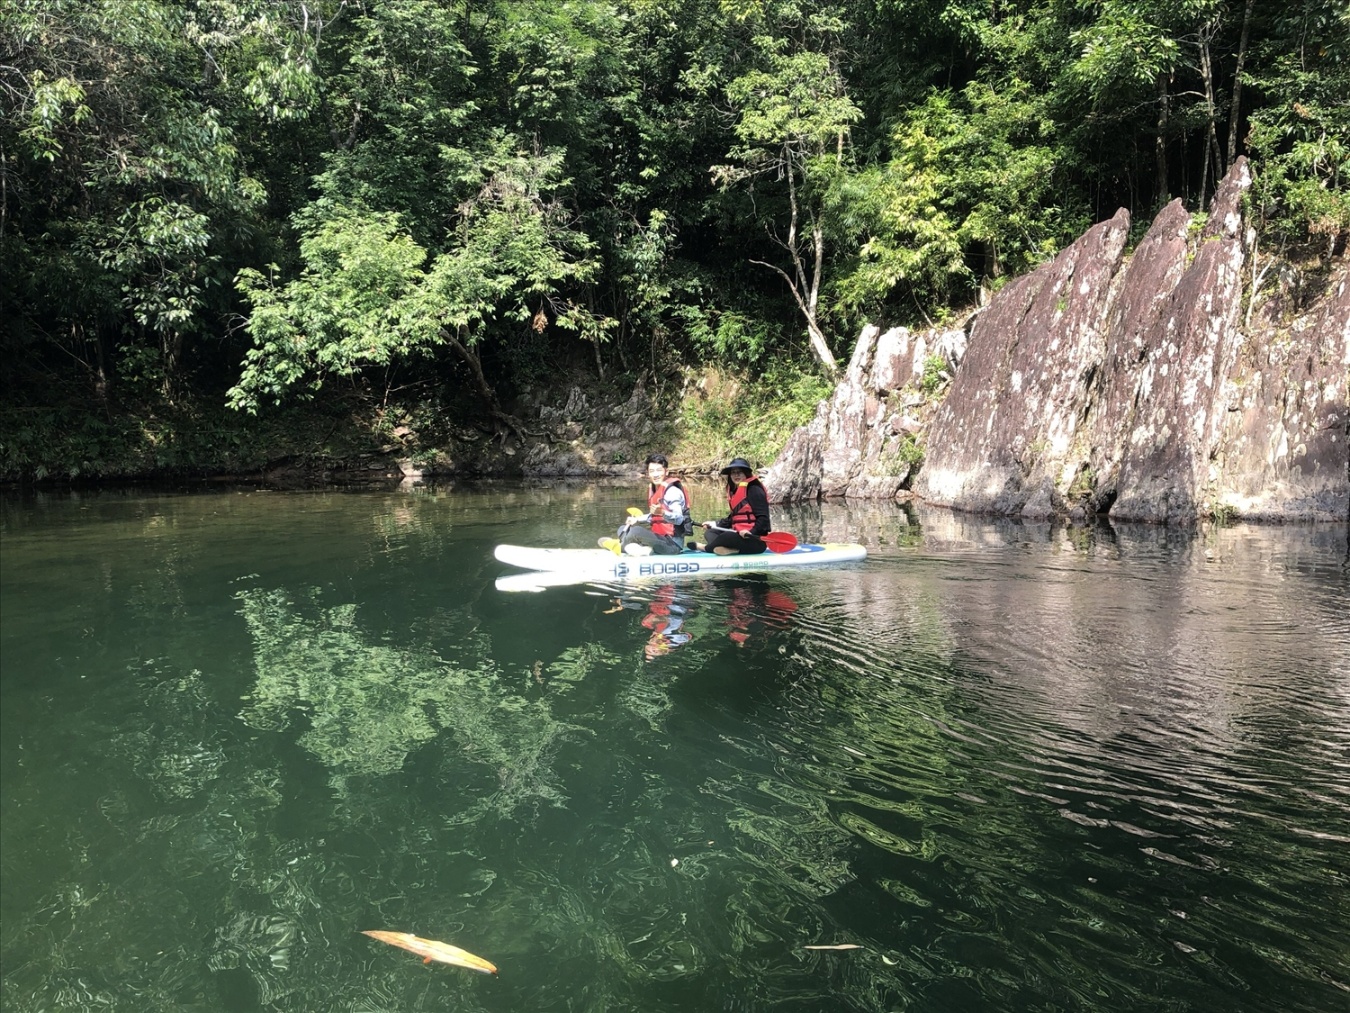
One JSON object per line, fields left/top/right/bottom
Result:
{"left": 15, "top": 68, "right": 90, "bottom": 160}
{"left": 919, "top": 353, "right": 949, "bottom": 396}
{"left": 1062, "top": 2, "right": 1186, "bottom": 103}
{"left": 673, "top": 305, "right": 778, "bottom": 365}
{"left": 3, "top": 0, "right": 1348, "bottom": 478}
{"left": 722, "top": 45, "right": 861, "bottom": 169}
{"left": 2, "top": 0, "right": 298, "bottom": 358}
{"left": 229, "top": 144, "right": 602, "bottom": 411}
{"left": 830, "top": 154, "right": 967, "bottom": 315}
{"left": 1245, "top": 0, "right": 1350, "bottom": 252}
{"left": 230, "top": 211, "right": 434, "bottom": 409}
{"left": 879, "top": 432, "right": 924, "bottom": 475}
{"left": 0, "top": 384, "right": 387, "bottom": 482}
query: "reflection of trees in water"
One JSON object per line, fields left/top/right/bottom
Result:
{"left": 5, "top": 584, "right": 613, "bottom": 1012}
{"left": 236, "top": 587, "right": 585, "bottom": 821}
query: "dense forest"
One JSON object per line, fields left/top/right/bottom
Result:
{"left": 2, "top": 0, "right": 1346, "bottom": 479}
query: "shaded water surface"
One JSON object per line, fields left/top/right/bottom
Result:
{"left": 2, "top": 484, "right": 1347, "bottom": 1012}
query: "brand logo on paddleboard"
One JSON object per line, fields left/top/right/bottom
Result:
{"left": 638, "top": 561, "right": 701, "bottom": 576}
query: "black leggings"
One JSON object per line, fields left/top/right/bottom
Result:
{"left": 704, "top": 528, "right": 766, "bottom": 554}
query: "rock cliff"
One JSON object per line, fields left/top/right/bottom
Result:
{"left": 772, "top": 159, "right": 1349, "bottom": 524}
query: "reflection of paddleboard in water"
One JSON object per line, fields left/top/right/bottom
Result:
{"left": 493, "top": 542, "right": 867, "bottom": 592}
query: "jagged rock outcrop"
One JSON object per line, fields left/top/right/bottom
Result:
{"left": 920, "top": 207, "right": 1131, "bottom": 518}
{"left": 1210, "top": 262, "right": 1350, "bottom": 520}
{"left": 772, "top": 159, "right": 1350, "bottom": 524}
{"left": 771, "top": 323, "right": 967, "bottom": 502}
{"left": 1097, "top": 164, "right": 1252, "bottom": 521}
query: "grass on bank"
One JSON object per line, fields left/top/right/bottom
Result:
{"left": 672, "top": 362, "right": 833, "bottom": 474}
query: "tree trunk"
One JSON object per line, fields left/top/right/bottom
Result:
{"left": 441, "top": 325, "right": 503, "bottom": 415}
{"left": 162, "top": 330, "right": 182, "bottom": 399}
{"left": 1198, "top": 22, "right": 1224, "bottom": 210}
{"left": 1226, "top": 0, "right": 1255, "bottom": 166}
{"left": 805, "top": 319, "right": 835, "bottom": 373}
{"left": 1155, "top": 73, "right": 1170, "bottom": 206}
{"left": 804, "top": 222, "right": 836, "bottom": 371}
{"left": 756, "top": 150, "right": 839, "bottom": 374}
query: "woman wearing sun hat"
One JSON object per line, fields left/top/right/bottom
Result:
{"left": 692, "top": 457, "right": 771, "bottom": 555}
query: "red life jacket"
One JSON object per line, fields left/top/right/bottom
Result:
{"left": 648, "top": 479, "right": 690, "bottom": 537}
{"left": 727, "top": 475, "right": 767, "bottom": 533}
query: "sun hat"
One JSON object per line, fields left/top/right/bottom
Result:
{"left": 719, "top": 457, "right": 754, "bottom": 475}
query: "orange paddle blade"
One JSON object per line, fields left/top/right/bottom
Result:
{"left": 362, "top": 930, "right": 498, "bottom": 975}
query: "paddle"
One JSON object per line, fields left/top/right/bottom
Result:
{"left": 702, "top": 523, "right": 798, "bottom": 553}
{"left": 631, "top": 505, "right": 796, "bottom": 551}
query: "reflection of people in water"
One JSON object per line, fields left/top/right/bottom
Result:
{"left": 641, "top": 584, "right": 693, "bottom": 660}
{"left": 725, "top": 581, "right": 798, "bottom": 646}
{"left": 606, "top": 577, "right": 799, "bottom": 660}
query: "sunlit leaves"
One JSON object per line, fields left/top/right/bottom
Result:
{"left": 433, "top": 141, "right": 601, "bottom": 333}
{"left": 723, "top": 46, "right": 861, "bottom": 172}
{"left": 5, "top": 0, "right": 1350, "bottom": 445}
{"left": 14, "top": 70, "right": 89, "bottom": 160}
{"left": 715, "top": 23, "right": 861, "bottom": 370}
{"left": 1244, "top": 0, "right": 1350, "bottom": 249}
{"left": 92, "top": 197, "right": 215, "bottom": 336}
{"left": 1, "top": 0, "right": 310, "bottom": 394}
{"left": 1064, "top": 2, "right": 1185, "bottom": 104}
{"left": 835, "top": 78, "right": 1083, "bottom": 311}
{"left": 229, "top": 142, "right": 601, "bottom": 411}
{"left": 229, "top": 211, "right": 430, "bottom": 409}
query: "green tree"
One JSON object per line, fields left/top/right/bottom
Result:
{"left": 1, "top": 0, "right": 315, "bottom": 399}
{"left": 715, "top": 8, "right": 863, "bottom": 373}
{"left": 1244, "top": 0, "right": 1350, "bottom": 255}
{"left": 229, "top": 141, "right": 601, "bottom": 435}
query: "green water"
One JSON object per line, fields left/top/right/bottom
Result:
{"left": 2, "top": 484, "right": 1347, "bottom": 1013}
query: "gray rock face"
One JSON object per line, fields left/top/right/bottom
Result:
{"left": 919, "top": 209, "right": 1130, "bottom": 518}
{"left": 774, "top": 158, "right": 1350, "bottom": 524}
{"left": 1212, "top": 263, "right": 1350, "bottom": 520}
{"left": 1105, "top": 163, "right": 1252, "bottom": 522}
{"left": 1083, "top": 199, "right": 1192, "bottom": 517}
{"left": 770, "top": 323, "right": 966, "bottom": 501}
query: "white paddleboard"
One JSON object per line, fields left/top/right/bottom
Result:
{"left": 493, "top": 542, "right": 867, "bottom": 592}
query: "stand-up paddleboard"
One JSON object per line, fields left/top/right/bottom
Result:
{"left": 494, "top": 541, "right": 866, "bottom": 592}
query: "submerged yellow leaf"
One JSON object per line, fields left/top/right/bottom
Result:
{"left": 362, "top": 930, "right": 498, "bottom": 975}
